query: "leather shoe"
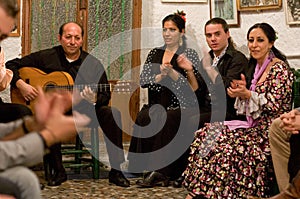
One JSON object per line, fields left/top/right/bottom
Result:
{"left": 135, "top": 171, "right": 151, "bottom": 185}
{"left": 40, "top": 183, "right": 45, "bottom": 190}
{"left": 47, "top": 172, "right": 67, "bottom": 186}
{"left": 173, "top": 176, "right": 184, "bottom": 188}
{"left": 109, "top": 169, "right": 130, "bottom": 187}
{"left": 136, "top": 171, "right": 169, "bottom": 188}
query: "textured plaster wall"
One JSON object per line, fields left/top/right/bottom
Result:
{"left": 139, "top": 0, "right": 300, "bottom": 105}
{"left": 1, "top": 1, "right": 299, "bottom": 104}
{"left": 142, "top": 0, "right": 300, "bottom": 68}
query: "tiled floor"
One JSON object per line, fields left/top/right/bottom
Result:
{"left": 35, "top": 139, "right": 189, "bottom": 199}
{"left": 39, "top": 177, "right": 188, "bottom": 199}
{"left": 35, "top": 166, "right": 188, "bottom": 199}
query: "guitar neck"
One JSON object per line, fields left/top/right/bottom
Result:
{"left": 11, "top": 66, "right": 136, "bottom": 113}
{"left": 45, "top": 82, "right": 132, "bottom": 93}
{"left": 45, "top": 83, "right": 112, "bottom": 92}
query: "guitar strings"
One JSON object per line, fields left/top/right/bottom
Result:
{"left": 44, "top": 82, "right": 132, "bottom": 92}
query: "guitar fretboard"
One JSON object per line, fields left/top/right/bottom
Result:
{"left": 44, "top": 82, "right": 133, "bottom": 92}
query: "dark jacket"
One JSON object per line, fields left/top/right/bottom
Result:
{"left": 198, "top": 43, "right": 249, "bottom": 120}
{"left": 6, "top": 45, "right": 110, "bottom": 107}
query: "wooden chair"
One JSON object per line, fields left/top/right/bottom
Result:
{"left": 61, "top": 123, "right": 101, "bottom": 179}
{"left": 42, "top": 119, "right": 101, "bottom": 180}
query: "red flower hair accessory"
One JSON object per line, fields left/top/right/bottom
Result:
{"left": 175, "top": 10, "right": 186, "bottom": 22}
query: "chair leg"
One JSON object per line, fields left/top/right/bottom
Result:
{"left": 91, "top": 127, "right": 100, "bottom": 179}
{"left": 74, "top": 133, "right": 83, "bottom": 174}
{"left": 60, "top": 128, "right": 100, "bottom": 179}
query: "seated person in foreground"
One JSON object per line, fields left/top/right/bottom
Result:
{"left": 249, "top": 108, "right": 300, "bottom": 199}
{"left": 0, "top": 87, "right": 90, "bottom": 199}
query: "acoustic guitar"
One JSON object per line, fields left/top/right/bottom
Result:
{"left": 10, "top": 67, "right": 135, "bottom": 111}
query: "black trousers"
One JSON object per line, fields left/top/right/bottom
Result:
{"left": 128, "top": 106, "right": 204, "bottom": 177}
{"left": 288, "top": 133, "right": 300, "bottom": 181}
{"left": 0, "top": 100, "right": 32, "bottom": 123}
{"left": 45, "top": 105, "right": 125, "bottom": 175}
{"left": 96, "top": 106, "right": 125, "bottom": 169}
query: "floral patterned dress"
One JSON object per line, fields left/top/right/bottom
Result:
{"left": 182, "top": 60, "right": 294, "bottom": 198}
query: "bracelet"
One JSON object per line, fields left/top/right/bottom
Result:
{"left": 22, "top": 117, "right": 30, "bottom": 134}
{"left": 185, "top": 69, "right": 194, "bottom": 75}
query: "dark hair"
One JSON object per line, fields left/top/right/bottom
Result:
{"left": 162, "top": 14, "right": 185, "bottom": 32}
{"left": 59, "top": 22, "right": 84, "bottom": 37}
{"left": 162, "top": 14, "right": 187, "bottom": 48}
{"left": 205, "top": 17, "right": 234, "bottom": 46}
{"left": 0, "top": 0, "right": 19, "bottom": 18}
{"left": 247, "top": 23, "right": 289, "bottom": 66}
{"left": 205, "top": 17, "right": 229, "bottom": 33}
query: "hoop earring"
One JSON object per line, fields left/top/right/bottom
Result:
{"left": 179, "top": 37, "right": 183, "bottom": 46}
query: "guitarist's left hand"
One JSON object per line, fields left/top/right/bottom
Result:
{"left": 80, "top": 86, "right": 97, "bottom": 104}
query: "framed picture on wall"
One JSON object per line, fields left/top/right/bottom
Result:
{"left": 210, "top": 0, "right": 239, "bottom": 27}
{"left": 284, "top": 0, "right": 300, "bottom": 25}
{"left": 161, "top": 0, "right": 207, "bottom": 2}
{"left": 237, "top": 0, "right": 282, "bottom": 11}
{"left": 9, "top": 0, "right": 20, "bottom": 37}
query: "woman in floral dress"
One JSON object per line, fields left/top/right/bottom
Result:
{"left": 183, "top": 23, "right": 294, "bottom": 198}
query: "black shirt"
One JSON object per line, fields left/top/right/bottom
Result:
{"left": 6, "top": 45, "right": 110, "bottom": 106}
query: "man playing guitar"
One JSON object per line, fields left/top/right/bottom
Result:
{"left": 6, "top": 22, "right": 130, "bottom": 188}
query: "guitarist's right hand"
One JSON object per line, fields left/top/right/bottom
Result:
{"left": 35, "top": 87, "right": 90, "bottom": 147}
{"left": 16, "top": 79, "right": 39, "bottom": 101}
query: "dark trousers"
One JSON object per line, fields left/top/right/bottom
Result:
{"left": 288, "top": 133, "right": 300, "bottom": 181}
{"left": 96, "top": 106, "right": 125, "bottom": 169}
{"left": 128, "top": 106, "right": 204, "bottom": 177}
{"left": 0, "top": 100, "right": 32, "bottom": 123}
